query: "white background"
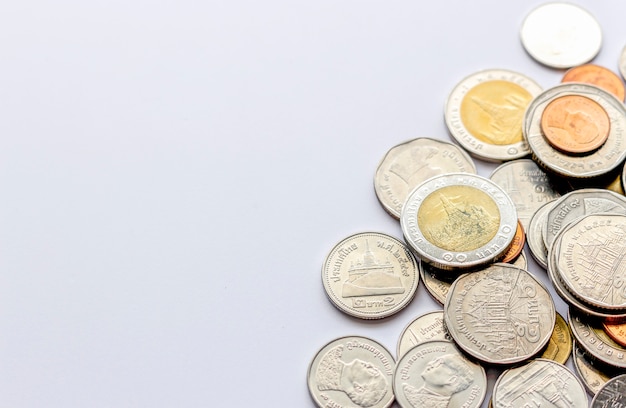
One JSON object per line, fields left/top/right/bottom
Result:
{"left": 0, "top": 1, "right": 623, "bottom": 406}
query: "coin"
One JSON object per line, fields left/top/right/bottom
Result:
{"left": 444, "top": 69, "right": 542, "bottom": 162}
{"left": 603, "top": 321, "right": 626, "bottom": 348}
{"left": 562, "top": 64, "right": 625, "bottom": 101}
{"left": 590, "top": 373, "right": 626, "bottom": 407}
{"left": 444, "top": 263, "right": 555, "bottom": 365}
{"left": 573, "top": 340, "right": 613, "bottom": 396}
{"left": 540, "top": 94, "right": 611, "bottom": 154}
{"left": 401, "top": 173, "right": 517, "bottom": 270}
{"left": 500, "top": 220, "right": 525, "bottom": 264}
{"left": 489, "top": 158, "right": 560, "bottom": 232}
{"left": 511, "top": 249, "right": 527, "bottom": 270}
{"left": 524, "top": 83, "right": 626, "bottom": 179}
{"left": 520, "top": 2, "right": 602, "bottom": 68}
{"left": 393, "top": 340, "right": 486, "bottom": 408}
{"left": 569, "top": 310, "right": 626, "bottom": 369}
{"left": 374, "top": 137, "right": 476, "bottom": 219}
{"left": 396, "top": 311, "right": 451, "bottom": 360}
{"left": 555, "top": 214, "right": 626, "bottom": 311}
{"left": 527, "top": 199, "right": 556, "bottom": 269}
{"left": 307, "top": 336, "right": 395, "bottom": 408}
{"left": 620, "top": 45, "right": 626, "bottom": 82}
{"left": 321, "top": 232, "right": 419, "bottom": 319}
{"left": 540, "top": 312, "right": 572, "bottom": 365}
{"left": 418, "top": 261, "right": 458, "bottom": 305}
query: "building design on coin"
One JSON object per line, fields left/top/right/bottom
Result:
{"left": 341, "top": 241, "right": 405, "bottom": 297}
{"left": 315, "top": 344, "right": 389, "bottom": 407}
{"left": 402, "top": 353, "right": 474, "bottom": 408}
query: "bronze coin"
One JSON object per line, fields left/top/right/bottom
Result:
{"left": 603, "top": 321, "right": 626, "bottom": 347}
{"left": 501, "top": 220, "right": 525, "bottom": 263}
{"left": 540, "top": 94, "right": 611, "bottom": 154}
{"left": 562, "top": 64, "right": 625, "bottom": 102}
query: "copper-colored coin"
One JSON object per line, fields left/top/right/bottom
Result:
{"left": 603, "top": 321, "right": 626, "bottom": 347}
{"left": 562, "top": 64, "right": 625, "bottom": 102}
{"left": 501, "top": 220, "right": 525, "bottom": 263}
{"left": 540, "top": 94, "right": 610, "bottom": 154}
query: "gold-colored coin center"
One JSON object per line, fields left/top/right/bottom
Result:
{"left": 460, "top": 80, "right": 532, "bottom": 145}
{"left": 417, "top": 185, "right": 501, "bottom": 252}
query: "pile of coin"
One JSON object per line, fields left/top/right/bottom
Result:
{"left": 308, "top": 2, "right": 626, "bottom": 407}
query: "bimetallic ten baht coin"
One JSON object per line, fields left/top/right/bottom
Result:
{"left": 396, "top": 311, "right": 451, "bottom": 360}
{"left": 539, "top": 312, "right": 572, "bottom": 365}
{"left": 401, "top": 173, "right": 518, "bottom": 270}
{"left": 322, "top": 232, "right": 419, "bottom": 319}
{"left": 569, "top": 310, "right": 626, "bottom": 369}
{"left": 492, "top": 359, "right": 588, "bottom": 408}
{"left": 444, "top": 69, "right": 542, "bottom": 162}
{"left": 308, "top": 336, "right": 395, "bottom": 408}
{"left": 590, "top": 373, "right": 626, "bottom": 408}
{"left": 393, "top": 340, "right": 486, "bottom": 408}
{"left": 489, "top": 158, "right": 560, "bottom": 232}
{"left": 520, "top": 2, "right": 602, "bottom": 69}
{"left": 374, "top": 137, "right": 476, "bottom": 219}
{"left": 444, "top": 263, "right": 555, "bottom": 365}
{"left": 573, "top": 340, "right": 613, "bottom": 396}
{"left": 524, "top": 83, "right": 626, "bottom": 179}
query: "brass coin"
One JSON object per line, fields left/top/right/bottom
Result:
{"left": 562, "top": 64, "right": 625, "bottom": 102}
{"left": 500, "top": 220, "right": 525, "bottom": 263}
{"left": 603, "top": 321, "right": 626, "bottom": 347}
{"left": 539, "top": 312, "right": 572, "bottom": 365}
{"left": 540, "top": 94, "right": 610, "bottom": 154}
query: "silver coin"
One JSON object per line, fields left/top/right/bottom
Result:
{"left": 401, "top": 173, "right": 518, "bottom": 270}
{"left": 374, "top": 138, "right": 476, "bottom": 219}
{"left": 527, "top": 199, "right": 556, "bottom": 269}
{"left": 543, "top": 188, "right": 626, "bottom": 254}
{"left": 396, "top": 310, "right": 452, "bottom": 360}
{"left": 569, "top": 310, "right": 626, "bottom": 369}
{"left": 511, "top": 249, "right": 527, "bottom": 270}
{"left": 573, "top": 340, "right": 613, "bottom": 396}
{"left": 419, "top": 261, "right": 460, "bottom": 305}
{"left": 444, "top": 69, "right": 542, "bottom": 162}
{"left": 492, "top": 358, "right": 588, "bottom": 408}
{"left": 489, "top": 158, "right": 560, "bottom": 232}
{"left": 393, "top": 340, "right": 486, "bottom": 408}
{"left": 524, "top": 83, "right": 626, "bottom": 179}
{"left": 520, "top": 2, "right": 602, "bottom": 68}
{"left": 555, "top": 214, "right": 626, "bottom": 310}
{"left": 322, "top": 232, "right": 419, "bottom": 319}
{"left": 444, "top": 263, "right": 555, "bottom": 365}
{"left": 308, "top": 336, "right": 395, "bottom": 408}
{"left": 590, "top": 373, "right": 626, "bottom": 407}
{"left": 620, "top": 45, "right": 626, "bottom": 82}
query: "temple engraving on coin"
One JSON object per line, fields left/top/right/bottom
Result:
{"left": 342, "top": 240, "right": 405, "bottom": 297}
{"left": 316, "top": 345, "right": 389, "bottom": 408}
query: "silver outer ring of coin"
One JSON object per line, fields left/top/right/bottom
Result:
{"left": 321, "top": 232, "right": 419, "bottom": 319}
{"left": 569, "top": 310, "right": 626, "bottom": 369}
{"left": 572, "top": 340, "right": 612, "bottom": 396}
{"left": 307, "top": 336, "right": 396, "bottom": 408}
{"left": 527, "top": 199, "right": 556, "bottom": 269}
{"left": 520, "top": 2, "right": 602, "bottom": 69}
{"left": 547, "top": 233, "right": 626, "bottom": 323}
{"left": 396, "top": 310, "right": 451, "bottom": 360}
{"left": 590, "top": 373, "right": 626, "bottom": 407}
{"left": 374, "top": 137, "right": 476, "bottom": 219}
{"left": 620, "top": 44, "right": 626, "bottom": 82}
{"left": 543, "top": 188, "right": 626, "bottom": 252}
{"left": 524, "top": 83, "right": 626, "bottom": 179}
{"left": 401, "top": 173, "right": 518, "bottom": 270}
{"left": 444, "top": 69, "right": 542, "bottom": 162}
{"left": 555, "top": 214, "right": 626, "bottom": 311}
{"left": 393, "top": 340, "right": 486, "bottom": 408}
{"left": 492, "top": 358, "right": 588, "bottom": 408}
{"left": 444, "top": 263, "right": 555, "bottom": 365}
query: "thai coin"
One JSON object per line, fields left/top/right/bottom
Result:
{"left": 569, "top": 310, "right": 626, "bottom": 369}
{"left": 489, "top": 159, "right": 560, "bottom": 231}
{"left": 307, "top": 336, "right": 395, "bottom": 408}
{"left": 444, "top": 69, "right": 542, "bottom": 162}
{"left": 573, "top": 340, "right": 613, "bottom": 396}
{"left": 511, "top": 249, "right": 527, "bottom": 270}
{"left": 321, "top": 232, "right": 419, "bottom": 319}
{"left": 492, "top": 359, "right": 587, "bottom": 408}
{"left": 394, "top": 340, "right": 486, "bottom": 408}
{"left": 520, "top": 2, "right": 601, "bottom": 69}
{"left": 418, "top": 261, "right": 459, "bottom": 305}
{"left": 401, "top": 173, "right": 517, "bottom": 270}
{"left": 374, "top": 138, "right": 476, "bottom": 219}
{"left": 527, "top": 199, "right": 556, "bottom": 269}
{"left": 396, "top": 311, "right": 451, "bottom": 360}
{"left": 539, "top": 312, "right": 572, "bottom": 365}
{"left": 555, "top": 214, "right": 626, "bottom": 310}
{"left": 500, "top": 220, "right": 525, "bottom": 264}
{"left": 620, "top": 45, "right": 626, "bottom": 82}
{"left": 603, "top": 321, "right": 626, "bottom": 348}
{"left": 524, "top": 83, "right": 626, "bottom": 179}
{"left": 543, "top": 188, "right": 626, "bottom": 252}
{"left": 444, "top": 263, "right": 555, "bottom": 365}
{"left": 562, "top": 64, "right": 625, "bottom": 102}
{"left": 590, "top": 373, "right": 626, "bottom": 407}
